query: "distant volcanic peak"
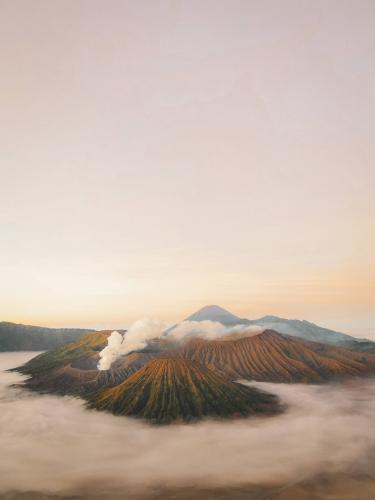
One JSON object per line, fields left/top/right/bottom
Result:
{"left": 185, "top": 304, "right": 248, "bottom": 325}
{"left": 89, "top": 357, "right": 280, "bottom": 423}
{"left": 257, "top": 315, "right": 285, "bottom": 322}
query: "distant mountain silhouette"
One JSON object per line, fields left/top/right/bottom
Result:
{"left": 248, "top": 316, "right": 358, "bottom": 344}
{"left": 0, "top": 321, "right": 93, "bottom": 351}
{"left": 5, "top": 305, "right": 373, "bottom": 353}
{"left": 180, "top": 305, "right": 374, "bottom": 349}
{"left": 185, "top": 305, "right": 250, "bottom": 325}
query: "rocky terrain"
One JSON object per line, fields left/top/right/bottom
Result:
{"left": 89, "top": 357, "right": 280, "bottom": 423}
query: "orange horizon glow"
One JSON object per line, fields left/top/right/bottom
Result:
{"left": 0, "top": 1, "right": 374, "bottom": 339}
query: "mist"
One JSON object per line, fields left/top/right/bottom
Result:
{"left": 167, "top": 320, "right": 264, "bottom": 340}
{"left": 1, "top": 352, "right": 375, "bottom": 498}
{"left": 98, "top": 319, "right": 264, "bottom": 370}
{"left": 98, "top": 319, "right": 166, "bottom": 370}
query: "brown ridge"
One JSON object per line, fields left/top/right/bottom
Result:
{"left": 89, "top": 358, "right": 280, "bottom": 423}
{"left": 175, "top": 330, "right": 375, "bottom": 383}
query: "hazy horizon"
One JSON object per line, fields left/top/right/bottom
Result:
{"left": 1, "top": 0, "right": 374, "bottom": 338}
{"left": 1, "top": 303, "right": 374, "bottom": 341}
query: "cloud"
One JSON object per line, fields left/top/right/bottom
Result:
{"left": 98, "top": 319, "right": 264, "bottom": 369}
{"left": 167, "top": 320, "right": 264, "bottom": 340}
{"left": 97, "top": 330, "right": 124, "bottom": 370}
{"left": 98, "top": 319, "right": 166, "bottom": 370}
{"left": 168, "top": 320, "right": 264, "bottom": 340}
{"left": 1, "top": 352, "right": 375, "bottom": 497}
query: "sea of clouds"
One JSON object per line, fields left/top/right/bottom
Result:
{"left": 1, "top": 352, "right": 375, "bottom": 498}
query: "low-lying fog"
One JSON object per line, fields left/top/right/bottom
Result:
{"left": 1, "top": 352, "right": 375, "bottom": 498}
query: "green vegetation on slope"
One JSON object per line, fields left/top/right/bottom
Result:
{"left": 15, "top": 330, "right": 112, "bottom": 375}
{"left": 0, "top": 322, "right": 92, "bottom": 352}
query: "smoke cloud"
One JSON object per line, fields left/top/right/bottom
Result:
{"left": 98, "top": 319, "right": 166, "bottom": 370}
{"left": 1, "top": 352, "right": 375, "bottom": 498}
{"left": 97, "top": 331, "right": 123, "bottom": 370}
{"left": 167, "top": 320, "right": 264, "bottom": 340}
{"left": 98, "top": 319, "right": 264, "bottom": 370}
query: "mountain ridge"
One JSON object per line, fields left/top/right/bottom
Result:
{"left": 175, "top": 329, "right": 375, "bottom": 383}
{"left": 185, "top": 305, "right": 250, "bottom": 326}
{"left": 181, "top": 305, "right": 374, "bottom": 348}
{"left": 0, "top": 321, "right": 94, "bottom": 352}
{"left": 88, "top": 357, "right": 281, "bottom": 423}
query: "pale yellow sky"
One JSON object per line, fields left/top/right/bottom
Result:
{"left": 0, "top": 0, "right": 374, "bottom": 338}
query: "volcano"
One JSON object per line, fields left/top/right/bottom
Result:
{"left": 185, "top": 305, "right": 250, "bottom": 326}
{"left": 176, "top": 305, "right": 375, "bottom": 349}
{"left": 176, "top": 329, "right": 375, "bottom": 383}
{"left": 89, "top": 358, "right": 280, "bottom": 423}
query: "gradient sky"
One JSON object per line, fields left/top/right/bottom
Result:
{"left": 1, "top": 0, "right": 374, "bottom": 337}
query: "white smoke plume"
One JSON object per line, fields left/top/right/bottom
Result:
{"left": 97, "top": 330, "right": 124, "bottom": 370}
{"left": 98, "top": 319, "right": 264, "bottom": 370}
{"left": 98, "top": 319, "right": 166, "bottom": 370}
{"left": 168, "top": 320, "right": 264, "bottom": 340}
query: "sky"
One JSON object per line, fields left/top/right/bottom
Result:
{"left": 0, "top": 0, "right": 374, "bottom": 337}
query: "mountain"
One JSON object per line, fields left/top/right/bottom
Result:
{"left": 181, "top": 305, "right": 374, "bottom": 349}
{"left": 248, "top": 316, "right": 358, "bottom": 344}
{"left": 176, "top": 330, "right": 375, "bottom": 383}
{"left": 185, "top": 305, "right": 250, "bottom": 326}
{"left": 338, "top": 338, "right": 375, "bottom": 355}
{"left": 0, "top": 321, "right": 93, "bottom": 351}
{"left": 15, "top": 329, "right": 139, "bottom": 396}
{"left": 16, "top": 330, "right": 112, "bottom": 375}
{"left": 23, "top": 351, "right": 155, "bottom": 397}
{"left": 18, "top": 326, "right": 375, "bottom": 390}
{"left": 88, "top": 358, "right": 281, "bottom": 423}
{"left": 15, "top": 326, "right": 375, "bottom": 423}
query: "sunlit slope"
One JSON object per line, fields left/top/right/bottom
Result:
{"left": 24, "top": 351, "right": 155, "bottom": 396}
{"left": 89, "top": 358, "right": 280, "bottom": 423}
{"left": 177, "top": 330, "right": 375, "bottom": 383}
{"left": 0, "top": 321, "right": 92, "bottom": 351}
{"left": 16, "top": 330, "right": 112, "bottom": 375}
{"left": 16, "top": 331, "right": 157, "bottom": 396}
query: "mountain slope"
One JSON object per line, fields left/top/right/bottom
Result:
{"left": 15, "top": 330, "right": 113, "bottom": 376}
{"left": 338, "top": 338, "right": 375, "bottom": 355}
{"left": 89, "top": 358, "right": 280, "bottom": 423}
{"left": 180, "top": 305, "right": 374, "bottom": 348}
{"left": 15, "top": 330, "right": 149, "bottom": 397}
{"left": 0, "top": 321, "right": 92, "bottom": 351}
{"left": 176, "top": 330, "right": 375, "bottom": 383}
{"left": 23, "top": 351, "right": 155, "bottom": 396}
{"left": 185, "top": 305, "right": 250, "bottom": 326}
{"left": 249, "top": 316, "right": 358, "bottom": 344}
